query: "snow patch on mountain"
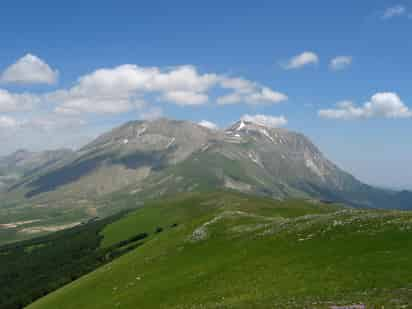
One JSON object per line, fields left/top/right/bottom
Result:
{"left": 259, "top": 128, "right": 274, "bottom": 142}
{"left": 236, "top": 121, "right": 246, "bottom": 131}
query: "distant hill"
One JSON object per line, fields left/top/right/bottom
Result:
{"left": 0, "top": 149, "right": 74, "bottom": 191}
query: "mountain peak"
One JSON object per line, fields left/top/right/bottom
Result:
{"left": 5, "top": 117, "right": 410, "bottom": 210}
{"left": 225, "top": 120, "right": 286, "bottom": 144}
{"left": 228, "top": 120, "right": 265, "bottom": 132}
{"left": 11, "top": 149, "right": 32, "bottom": 159}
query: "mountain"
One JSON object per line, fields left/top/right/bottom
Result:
{"left": 4, "top": 118, "right": 412, "bottom": 208}
{"left": 20, "top": 119, "right": 217, "bottom": 198}
{"left": 0, "top": 149, "right": 74, "bottom": 191}
{"left": 0, "top": 118, "right": 411, "bottom": 244}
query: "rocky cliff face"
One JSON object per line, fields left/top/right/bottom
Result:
{"left": 223, "top": 120, "right": 359, "bottom": 191}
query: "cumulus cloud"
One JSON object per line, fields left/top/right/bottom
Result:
{"left": 140, "top": 107, "right": 163, "bottom": 120}
{"left": 51, "top": 91, "right": 144, "bottom": 115}
{"left": 23, "top": 116, "right": 87, "bottom": 132}
{"left": 149, "top": 65, "right": 218, "bottom": 93}
{"left": 0, "top": 89, "right": 38, "bottom": 112}
{"left": 217, "top": 77, "right": 287, "bottom": 105}
{"left": 319, "top": 93, "right": 412, "bottom": 120}
{"left": 220, "top": 77, "right": 256, "bottom": 94}
{"left": 216, "top": 93, "right": 243, "bottom": 105}
{"left": 46, "top": 64, "right": 219, "bottom": 114}
{"left": 241, "top": 114, "right": 288, "bottom": 128}
{"left": 0, "top": 114, "right": 90, "bottom": 155}
{"left": 162, "top": 91, "right": 208, "bottom": 106}
{"left": 318, "top": 101, "right": 364, "bottom": 120}
{"left": 0, "top": 114, "right": 86, "bottom": 133}
{"left": 283, "top": 51, "right": 319, "bottom": 70}
{"left": 198, "top": 120, "right": 218, "bottom": 130}
{"left": 383, "top": 5, "right": 407, "bottom": 19}
{"left": 67, "top": 64, "right": 217, "bottom": 96}
{"left": 1, "top": 54, "right": 58, "bottom": 85}
{"left": 329, "top": 56, "right": 352, "bottom": 71}
{"left": 0, "top": 116, "right": 19, "bottom": 129}
{"left": 45, "top": 64, "right": 287, "bottom": 113}
{"left": 247, "top": 87, "right": 288, "bottom": 104}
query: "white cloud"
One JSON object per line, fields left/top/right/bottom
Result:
{"left": 0, "top": 114, "right": 90, "bottom": 155}
{"left": 162, "top": 91, "right": 208, "bottom": 106}
{"left": 50, "top": 64, "right": 217, "bottom": 113}
{"left": 50, "top": 65, "right": 154, "bottom": 114}
{"left": 218, "top": 90, "right": 287, "bottom": 105}
{"left": 383, "top": 5, "right": 407, "bottom": 19}
{"left": 283, "top": 51, "right": 319, "bottom": 70}
{"left": 0, "top": 116, "right": 19, "bottom": 129}
{"left": 246, "top": 87, "right": 288, "bottom": 104}
{"left": 72, "top": 64, "right": 217, "bottom": 96}
{"left": 1, "top": 54, "right": 58, "bottom": 85}
{"left": 23, "top": 116, "right": 87, "bottom": 132}
{"left": 0, "top": 89, "right": 38, "bottom": 112}
{"left": 51, "top": 91, "right": 144, "bottom": 115}
{"left": 140, "top": 107, "right": 163, "bottom": 120}
{"left": 240, "top": 114, "right": 288, "bottom": 128}
{"left": 217, "top": 77, "right": 287, "bottom": 105}
{"left": 319, "top": 93, "right": 412, "bottom": 120}
{"left": 47, "top": 65, "right": 286, "bottom": 113}
{"left": 198, "top": 120, "right": 218, "bottom": 130}
{"left": 318, "top": 101, "right": 364, "bottom": 120}
{"left": 329, "top": 56, "right": 352, "bottom": 71}
{"left": 220, "top": 77, "right": 256, "bottom": 94}
{"left": 0, "top": 114, "right": 86, "bottom": 132}
{"left": 149, "top": 65, "right": 218, "bottom": 93}
{"left": 216, "top": 93, "right": 243, "bottom": 105}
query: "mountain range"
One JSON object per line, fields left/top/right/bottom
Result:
{"left": 0, "top": 149, "right": 74, "bottom": 191}
{"left": 0, "top": 118, "right": 411, "bottom": 243}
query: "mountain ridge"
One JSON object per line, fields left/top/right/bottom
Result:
{"left": 2, "top": 118, "right": 409, "bottom": 207}
{"left": 0, "top": 148, "right": 75, "bottom": 191}
{"left": 0, "top": 117, "right": 411, "bottom": 245}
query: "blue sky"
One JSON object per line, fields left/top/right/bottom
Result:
{"left": 0, "top": 1, "right": 411, "bottom": 188}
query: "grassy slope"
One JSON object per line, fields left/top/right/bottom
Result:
{"left": 100, "top": 192, "right": 333, "bottom": 248}
{"left": 0, "top": 211, "right": 133, "bottom": 309}
{"left": 28, "top": 192, "right": 412, "bottom": 308}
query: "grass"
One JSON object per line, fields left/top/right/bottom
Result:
{"left": 99, "top": 191, "right": 336, "bottom": 248}
{"left": 26, "top": 191, "right": 412, "bottom": 308}
{"left": 0, "top": 209, "right": 144, "bottom": 309}
{"left": 0, "top": 204, "right": 92, "bottom": 245}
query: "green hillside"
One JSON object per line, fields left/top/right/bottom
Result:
{"left": 27, "top": 191, "right": 412, "bottom": 308}
{"left": 2, "top": 119, "right": 412, "bottom": 247}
